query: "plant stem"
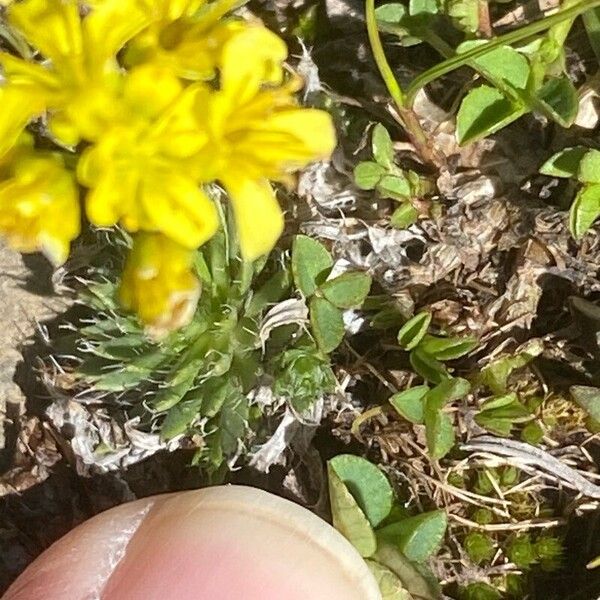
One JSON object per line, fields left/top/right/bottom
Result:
{"left": 405, "top": 0, "right": 600, "bottom": 105}
{"left": 365, "top": 0, "right": 443, "bottom": 168}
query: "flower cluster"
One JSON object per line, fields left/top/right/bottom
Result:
{"left": 0, "top": 0, "right": 335, "bottom": 333}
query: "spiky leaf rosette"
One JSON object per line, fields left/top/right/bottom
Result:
{"left": 55, "top": 206, "right": 334, "bottom": 476}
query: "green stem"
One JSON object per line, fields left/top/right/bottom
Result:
{"left": 365, "top": 0, "right": 443, "bottom": 167}
{"left": 405, "top": 0, "right": 600, "bottom": 105}
{"left": 365, "top": 0, "right": 405, "bottom": 107}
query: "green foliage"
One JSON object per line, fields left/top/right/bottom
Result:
{"left": 327, "top": 455, "right": 447, "bottom": 598}
{"left": 464, "top": 531, "right": 495, "bottom": 564}
{"left": 460, "top": 582, "right": 502, "bottom": 600}
{"left": 507, "top": 534, "right": 536, "bottom": 569}
{"left": 271, "top": 343, "right": 336, "bottom": 413}
{"left": 475, "top": 393, "right": 532, "bottom": 436}
{"left": 66, "top": 224, "right": 346, "bottom": 475}
{"left": 397, "top": 311, "right": 478, "bottom": 383}
{"left": 293, "top": 235, "right": 371, "bottom": 353}
{"left": 540, "top": 147, "right": 600, "bottom": 239}
{"left": 353, "top": 123, "right": 432, "bottom": 228}
{"left": 390, "top": 378, "right": 471, "bottom": 459}
{"left": 329, "top": 454, "right": 394, "bottom": 528}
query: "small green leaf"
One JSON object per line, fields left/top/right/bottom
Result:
{"left": 578, "top": 149, "right": 600, "bottom": 184}
{"left": 365, "top": 560, "right": 411, "bottom": 600}
{"left": 571, "top": 386, "right": 600, "bottom": 422}
{"left": 320, "top": 272, "right": 372, "bottom": 309}
{"left": 378, "top": 510, "right": 448, "bottom": 562}
{"left": 569, "top": 184, "right": 600, "bottom": 239}
{"left": 418, "top": 334, "right": 478, "bottom": 361}
{"left": 410, "top": 348, "right": 449, "bottom": 384}
{"left": 372, "top": 123, "right": 395, "bottom": 169}
{"left": 521, "top": 421, "right": 544, "bottom": 445}
{"left": 424, "top": 377, "right": 471, "bottom": 412}
{"left": 540, "top": 147, "right": 588, "bottom": 178}
{"left": 475, "top": 393, "right": 531, "bottom": 436}
{"left": 310, "top": 296, "right": 345, "bottom": 353}
{"left": 536, "top": 76, "right": 579, "bottom": 127}
{"left": 391, "top": 203, "right": 419, "bottom": 228}
{"left": 397, "top": 311, "right": 432, "bottom": 350}
{"left": 409, "top": 0, "right": 438, "bottom": 15}
{"left": 328, "top": 467, "right": 377, "bottom": 557}
{"left": 377, "top": 174, "right": 412, "bottom": 200}
{"left": 329, "top": 454, "right": 394, "bottom": 527}
{"left": 425, "top": 411, "right": 455, "bottom": 459}
{"left": 458, "top": 41, "right": 530, "bottom": 89}
{"left": 354, "top": 161, "right": 387, "bottom": 190}
{"left": 584, "top": 8, "right": 600, "bottom": 65}
{"left": 292, "top": 235, "right": 332, "bottom": 297}
{"left": 457, "top": 86, "right": 524, "bottom": 145}
{"left": 389, "top": 385, "right": 429, "bottom": 424}
{"left": 374, "top": 543, "right": 441, "bottom": 600}
{"left": 375, "top": 3, "right": 406, "bottom": 26}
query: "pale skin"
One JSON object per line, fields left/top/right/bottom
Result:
{"left": 3, "top": 485, "right": 381, "bottom": 600}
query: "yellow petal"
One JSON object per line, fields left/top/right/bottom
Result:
{"left": 219, "top": 26, "right": 287, "bottom": 109}
{"left": 0, "top": 84, "right": 46, "bottom": 158}
{"left": 119, "top": 233, "right": 201, "bottom": 337}
{"left": 123, "top": 64, "right": 183, "bottom": 119}
{"left": 0, "top": 154, "right": 80, "bottom": 265}
{"left": 141, "top": 174, "right": 219, "bottom": 249}
{"left": 83, "top": 0, "right": 153, "bottom": 67}
{"left": 8, "top": 0, "right": 83, "bottom": 61}
{"left": 232, "top": 108, "right": 337, "bottom": 177}
{"left": 221, "top": 175, "right": 284, "bottom": 261}
{"left": 84, "top": 170, "right": 138, "bottom": 228}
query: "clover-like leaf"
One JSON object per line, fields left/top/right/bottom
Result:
{"left": 419, "top": 334, "right": 478, "bottom": 361}
{"left": 578, "top": 149, "right": 600, "bottom": 184}
{"left": 372, "top": 123, "right": 395, "bottom": 169}
{"left": 378, "top": 510, "right": 448, "bottom": 562}
{"left": 328, "top": 466, "right": 377, "bottom": 557}
{"left": 320, "top": 272, "right": 372, "bottom": 309}
{"left": 391, "top": 203, "right": 419, "bottom": 229}
{"left": 354, "top": 161, "right": 387, "bottom": 190}
{"left": 378, "top": 174, "right": 412, "bottom": 200}
{"left": 569, "top": 184, "right": 600, "bottom": 239}
{"left": 310, "top": 297, "right": 345, "bottom": 353}
{"left": 292, "top": 235, "right": 332, "bottom": 297}
{"left": 540, "top": 146, "right": 588, "bottom": 178}
{"left": 374, "top": 543, "right": 442, "bottom": 600}
{"left": 457, "top": 85, "right": 524, "bottom": 146}
{"left": 389, "top": 385, "right": 429, "bottom": 424}
{"left": 425, "top": 410, "right": 455, "bottom": 460}
{"left": 397, "top": 311, "right": 432, "bottom": 350}
{"left": 409, "top": 348, "right": 449, "bottom": 384}
{"left": 329, "top": 454, "right": 394, "bottom": 527}
{"left": 365, "top": 560, "right": 411, "bottom": 600}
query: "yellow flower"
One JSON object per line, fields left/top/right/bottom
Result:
{"left": 119, "top": 233, "right": 201, "bottom": 337}
{"left": 0, "top": 135, "right": 80, "bottom": 265}
{"left": 77, "top": 64, "right": 219, "bottom": 249}
{"left": 124, "top": 0, "right": 243, "bottom": 80}
{"left": 0, "top": 0, "right": 153, "bottom": 149}
{"left": 191, "top": 26, "right": 337, "bottom": 260}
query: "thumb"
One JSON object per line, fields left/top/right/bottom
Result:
{"left": 3, "top": 486, "right": 380, "bottom": 600}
